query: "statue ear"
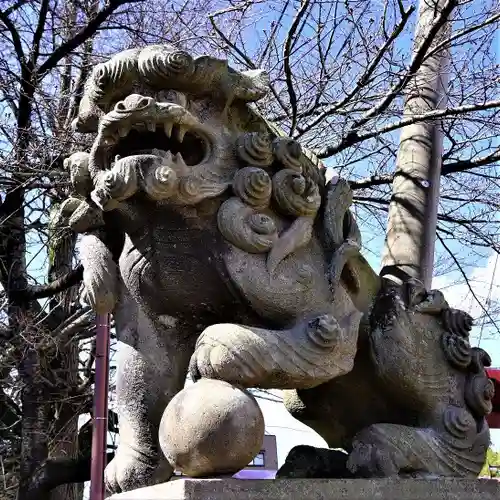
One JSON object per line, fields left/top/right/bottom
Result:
{"left": 322, "top": 178, "right": 380, "bottom": 313}
{"left": 73, "top": 96, "right": 102, "bottom": 133}
{"left": 343, "top": 252, "right": 380, "bottom": 313}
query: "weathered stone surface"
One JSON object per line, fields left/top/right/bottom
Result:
{"left": 61, "top": 41, "right": 494, "bottom": 494}
{"left": 63, "top": 42, "right": 374, "bottom": 494}
{"left": 109, "top": 478, "right": 500, "bottom": 500}
{"left": 283, "top": 279, "right": 492, "bottom": 479}
{"left": 159, "top": 379, "right": 264, "bottom": 477}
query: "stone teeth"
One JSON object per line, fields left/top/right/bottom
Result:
{"left": 175, "top": 152, "right": 185, "bottom": 164}
{"left": 147, "top": 121, "right": 156, "bottom": 132}
{"left": 164, "top": 121, "right": 173, "bottom": 138}
{"left": 176, "top": 125, "right": 187, "bottom": 143}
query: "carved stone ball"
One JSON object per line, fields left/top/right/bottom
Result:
{"left": 159, "top": 379, "right": 265, "bottom": 477}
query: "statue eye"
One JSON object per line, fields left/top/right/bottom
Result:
{"left": 156, "top": 90, "right": 188, "bottom": 109}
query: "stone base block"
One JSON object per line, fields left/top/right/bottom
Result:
{"left": 109, "top": 478, "right": 500, "bottom": 500}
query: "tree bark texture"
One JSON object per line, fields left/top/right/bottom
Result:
{"left": 46, "top": 221, "right": 81, "bottom": 500}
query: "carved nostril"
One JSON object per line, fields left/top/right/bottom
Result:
{"left": 114, "top": 101, "right": 127, "bottom": 112}
{"left": 115, "top": 94, "right": 154, "bottom": 113}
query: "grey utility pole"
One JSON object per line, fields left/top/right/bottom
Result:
{"left": 380, "top": 0, "right": 453, "bottom": 289}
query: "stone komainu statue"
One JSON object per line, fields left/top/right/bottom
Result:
{"left": 60, "top": 44, "right": 493, "bottom": 493}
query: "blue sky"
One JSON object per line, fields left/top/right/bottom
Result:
{"left": 15, "top": 0, "right": 500, "bottom": 474}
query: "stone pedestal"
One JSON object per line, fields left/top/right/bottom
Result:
{"left": 109, "top": 478, "right": 500, "bottom": 500}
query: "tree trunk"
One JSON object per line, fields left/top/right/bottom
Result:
{"left": 4, "top": 80, "right": 54, "bottom": 500}
{"left": 48, "top": 344, "right": 82, "bottom": 500}
{"left": 380, "top": 0, "right": 453, "bottom": 288}
{"left": 46, "top": 210, "right": 81, "bottom": 500}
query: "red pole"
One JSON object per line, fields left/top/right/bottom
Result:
{"left": 90, "top": 313, "right": 110, "bottom": 500}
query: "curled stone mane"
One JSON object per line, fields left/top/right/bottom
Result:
{"left": 75, "top": 44, "right": 270, "bottom": 133}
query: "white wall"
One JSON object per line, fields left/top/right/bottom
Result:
{"left": 252, "top": 390, "right": 328, "bottom": 466}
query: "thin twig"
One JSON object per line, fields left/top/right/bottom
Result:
{"left": 283, "top": 0, "right": 311, "bottom": 136}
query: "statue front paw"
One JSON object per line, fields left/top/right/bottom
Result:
{"left": 189, "top": 314, "right": 358, "bottom": 390}
{"left": 79, "top": 233, "right": 119, "bottom": 314}
{"left": 346, "top": 419, "right": 488, "bottom": 479}
{"left": 347, "top": 441, "right": 400, "bottom": 478}
{"left": 105, "top": 446, "right": 172, "bottom": 494}
{"left": 82, "top": 265, "right": 118, "bottom": 314}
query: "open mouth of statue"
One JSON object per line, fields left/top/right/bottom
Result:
{"left": 95, "top": 97, "right": 212, "bottom": 169}
{"left": 109, "top": 124, "right": 207, "bottom": 167}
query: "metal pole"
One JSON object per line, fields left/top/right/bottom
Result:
{"left": 90, "top": 313, "right": 110, "bottom": 500}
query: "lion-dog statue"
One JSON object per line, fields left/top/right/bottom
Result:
{"left": 59, "top": 44, "right": 493, "bottom": 493}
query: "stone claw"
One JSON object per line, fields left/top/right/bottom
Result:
{"left": 104, "top": 446, "right": 172, "bottom": 494}
{"left": 307, "top": 314, "right": 342, "bottom": 349}
{"left": 347, "top": 441, "right": 399, "bottom": 478}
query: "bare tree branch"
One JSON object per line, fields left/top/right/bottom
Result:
{"left": 350, "top": 148, "right": 500, "bottom": 190}
{"left": 437, "top": 232, "right": 500, "bottom": 335}
{"left": 9, "top": 265, "right": 83, "bottom": 303}
{"left": 348, "top": 0, "right": 458, "bottom": 130}
{"left": 208, "top": 6, "right": 291, "bottom": 116}
{"left": 29, "top": 0, "right": 50, "bottom": 69}
{"left": 318, "top": 99, "right": 500, "bottom": 158}
{"left": 0, "top": 7, "right": 25, "bottom": 64}
{"left": 28, "top": 452, "right": 115, "bottom": 499}
{"left": 283, "top": 0, "right": 311, "bottom": 135}
{"left": 296, "top": 2, "right": 416, "bottom": 139}
{"left": 37, "top": 0, "right": 143, "bottom": 80}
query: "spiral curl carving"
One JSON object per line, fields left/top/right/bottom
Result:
{"left": 273, "top": 138, "right": 303, "bottom": 172}
{"left": 296, "top": 264, "right": 314, "bottom": 285}
{"left": 138, "top": 46, "right": 195, "bottom": 86}
{"left": 217, "top": 197, "right": 278, "bottom": 253}
{"left": 440, "top": 331, "right": 471, "bottom": 370}
{"left": 103, "top": 158, "right": 138, "bottom": 202}
{"left": 272, "top": 169, "right": 321, "bottom": 217}
{"left": 90, "top": 49, "right": 139, "bottom": 103}
{"left": 442, "top": 406, "right": 476, "bottom": 439}
{"left": 232, "top": 167, "right": 272, "bottom": 209}
{"left": 469, "top": 347, "right": 492, "bottom": 374}
{"left": 442, "top": 308, "right": 473, "bottom": 338}
{"left": 64, "top": 151, "right": 92, "bottom": 197}
{"left": 307, "top": 315, "right": 340, "bottom": 350}
{"left": 142, "top": 165, "right": 178, "bottom": 201}
{"left": 176, "top": 176, "right": 204, "bottom": 203}
{"left": 465, "top": 374, "right": 494, "bottom": 417}
{"left": 236, "top": 132, "right": 274, "bottom": 167}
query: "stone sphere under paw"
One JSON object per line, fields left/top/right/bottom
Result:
{"left": 159, "top": 378, "right": 265, "bottom": 477}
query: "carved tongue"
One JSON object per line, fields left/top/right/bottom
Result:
{"left": 151, "top": 148, "right": 171, "bottom": 159}
{"left": 114, "top": 154, "right": 162, "bottom": 172}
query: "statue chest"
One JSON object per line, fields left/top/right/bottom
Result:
{"left": 118, "top": 220, "right": 241, "bottom": 321}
